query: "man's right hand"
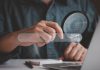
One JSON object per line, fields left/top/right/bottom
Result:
{"left": 17, "top": 20, "right": 64, "bottom": 47}
{"left": 0, "top": 20, "right": 63, "bottom": 53}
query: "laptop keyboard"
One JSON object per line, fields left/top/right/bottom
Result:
{"left": 43, "top": 63, "right": 81, "bottom": 70}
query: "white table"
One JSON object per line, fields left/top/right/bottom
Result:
{"left": 0, "top": 59, "right": 81, "bottom": 70}
{"left": 0, "top": 59, "right": 61, "bottom": 70}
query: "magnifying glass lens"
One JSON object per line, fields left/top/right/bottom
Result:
{"left": 62, "top": 12, "right": 88, "bottom": 42}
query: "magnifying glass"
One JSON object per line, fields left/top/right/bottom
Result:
{"left": 61, "top": 11, "right": 89, "bottom": 43}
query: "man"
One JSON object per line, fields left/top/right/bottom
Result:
{"left": 0, "top": 0, "right": 96, "bottom": 63}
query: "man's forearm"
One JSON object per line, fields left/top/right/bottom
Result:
{"left": 0, "top": 32, "right": 20, "bottom": 53}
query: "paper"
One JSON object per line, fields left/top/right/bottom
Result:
{"left": 31, "top": 59, "right": 63, "bottom": 66}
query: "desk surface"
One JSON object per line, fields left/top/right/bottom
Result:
{"left": 0, "top": 59, "right": 81, "bottom": 70}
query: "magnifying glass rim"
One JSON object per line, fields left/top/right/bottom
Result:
{"left": 61, "top": 11, "right": 89, "bottom": 34}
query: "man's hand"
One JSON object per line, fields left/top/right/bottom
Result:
{"left": 0, "top": 20, "right": 63, "bottom": 53}
{"left": 18, "top": 20, "right": 63, "bottom": 47}
{"left": 64, "top": 43, "right": 87, "bottom": 62}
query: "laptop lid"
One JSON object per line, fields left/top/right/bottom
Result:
{"left": 81, "top": 20, "right": 100, "bottom": 70}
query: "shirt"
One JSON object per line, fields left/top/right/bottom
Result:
{"left": 0, "top": 0, "right": 97, "bottom": 63}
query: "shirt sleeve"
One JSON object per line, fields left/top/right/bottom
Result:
{"left": 0, "top": 2, "right": 10, "bottom": 64}
{"left": 80, "top": 0, "right": 98, "bottom": 48}
{"left": 0, "top": 1, "right": 19, "bottom": 64}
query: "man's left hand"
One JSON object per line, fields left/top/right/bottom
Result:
{"left": 64, "top": 42, "right": 87, "bottom": 62}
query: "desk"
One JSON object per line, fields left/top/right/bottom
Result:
{"left": 0, "top": 59, "right": 62, "bottom": 70}
{"left": 0, "top": 59, "right": 81, "bottom": 70}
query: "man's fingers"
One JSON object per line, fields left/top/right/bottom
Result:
{"left": 46, "top": 21, "right": 64, "bottom": 39}
{"left": 18, "top": 20, "right": 62, "bottom": 47}
{"left": 35, "top": 42, "right": 46, "bottom": 47}
{"left": 65, "top": 43, "right": 77, "bottom": 55}
{"left": 19, "top": 42, "right": 33, "bottom": 46}
{"left": 80, "top": 49, "right": 87, "bottom": 61}
{"left": 64, "top": 43, "right": 87, "bottom": 61}
{"left": 36, "top": 20, "right": 62, "bottom": 40}
{"left": 34, "top": 27, "right": 52, "bottom": 44}
{"left": 68, "top": 44, "right": 81, "bottom": 60}
{"left": 43, "top": 26, "right": 56, "bottom": 41}
{"left": 64, "top": 42, "right": 77, "bottom": 59}
{"left": 74, "top": 45, "right": 85, "bottom": 61}
{"left": 37, "top": 20, "right": 47, "bottom": 27}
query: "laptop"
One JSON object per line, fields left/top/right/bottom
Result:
{"left": 43, "top": 20, "right": 100, "bottom": 70}
{"left": 81, "top": 19, "right": 100, "bottom": 70}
